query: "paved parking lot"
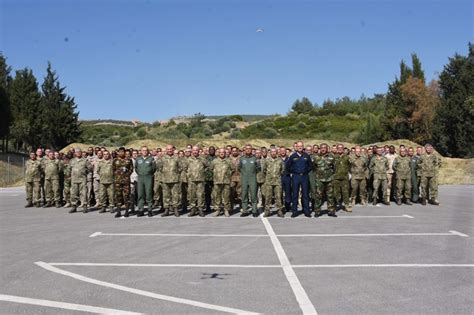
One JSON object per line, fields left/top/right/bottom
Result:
{"left": 1, "top": 185, "right": 473, "bottom": 314}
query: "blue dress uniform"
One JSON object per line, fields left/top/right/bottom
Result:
{"left": 281, "top": 156, "right": 292, "bottom": 212}
{"left": 286, "top": 152, "right": 313, "bottom": 215}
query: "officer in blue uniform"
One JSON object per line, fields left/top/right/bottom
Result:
{"left": 279, "top": 147, "right": 292, "bottom": 213}
{"left": 285, "top": 141, "right": 313, "bottom": 217}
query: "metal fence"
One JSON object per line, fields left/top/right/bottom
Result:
{"left": 0, "top": 153, "right": 26, "bottom": 187}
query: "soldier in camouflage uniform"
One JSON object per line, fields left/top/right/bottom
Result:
{"left": 91, "top": 150, "right": 103, "bottom": 208}
{"left": 42, "top": 151, "right": 61, "bottom": 208}
{"left": 255, "top": 149, "right": 266, "bottom": 209}
{"left": 349, "top": 146, "right": 368, "bottom": 206}
{"left": 36, "top": 148, "right": 46, "bottom": 205}
{"left": 408, "top": 147, "right": 420, "bottom": 203}
{"left": 86, "top": 147, "right": 95, "bottom": 206}
{"left": 262, "top": 148, "right": 284, "bottom": 217}
{"left": 418, "top": 144, "right": 441, "bottom": 205}
{"left": 392, "top": 147, "right": 412, "bottom": 205}
{"left": 113, "top": 147, "right": 133, "bottom": 217}
{"left": 204, "top": 146, "right": 216, "bottom": 212}
{"left": 333, "top": 144, "right": 351, "bottom": 212}
{"left": 179, "top": 149, "right": 190, "bottom": 212}
{"left": 186, "top": 146, "right": 209, "bottom": 217}
{"left": 24, "top": 152, "right": 42, "bottom": 207}
{"left": 153, "top": 149, "right": 163, "bottom": 210}
{"left": 135, "top": 146, "right": 156, "bottom": 217}
{"left": 307, "top": 146, "right": 317, "bottom": 211}
{"left": 158, "top": 145, "right": 182, "bottom": 217}
{"left": 313, "top": 143, "right": 336, "bottom": 217}
{"left": 370, "top": 147, "right": 390, "bottom": 205}
{"left": 97, "top": 150, "right": 114, "bottom": 213}
{"left": 229, "top": 147, "right": 241, "bottom": 211}
{"left": 211, "top": 148, "right": 234, "bottom": 217}
{"left": 129, "top": 150, "right": 138, "bottom": 212}
{"left": 69, "top": 149, "right": 91, "bottom": 213}
{"left": 62, "top": 154, "right": 72, "bottom": 207}
{"left": 366, "top": 147, "right": 375, "bottom": 202}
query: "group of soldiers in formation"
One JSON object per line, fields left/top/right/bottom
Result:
{"left": 24, "top": 141, "right": 441, "bottom": 218}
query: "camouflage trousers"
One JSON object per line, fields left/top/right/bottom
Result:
{"left": 87, "top": 179, "right": 94, "bottom": 205}
{"left": 44, "top": 178, "right": 60, "bottom": 203}
{"left": 420, "top": 175, "right": 438, "bottom": 200}
{"left": 153, "top": 180, "right": 163, "bottom": 207}
{"left": 130, "top": 181, "right": 137, "bottom": 209}
{"left": 205, "top": 181, "right": 214, "bottom": 212}
{"left": 180, "top": 182, "right": 188, "bottom": 210}
{"left": 63, "top": 179, "right": 71, "bottom": 204}
{"left": 333, "top": 178, "right": 350, "bottom": 206}
{"left": 264, "top": 184, "right": 283, "bottom": 211}
{"left": 314, "top": 180, "right": 335, "bottom": 212}
{"left": 99, "top": 183, "right": 114, "bottom": 207}
{"left": 351, "top": 178, "right": 367, "bottom": 202}
{"left": 257, "top": 182, "right": 266, "bottom": 208}
{"left": 187, "top": 181, "right": 205, "bottom": 210}
{"left": 71, "top": 181, "right": 87, "bottom": 207}
{"left": 162, "top": 182, "right": 180, "bottom": 209}
{"left": 372, "top": 177, "right": 388, "bottom": 201}
{"left": 25, "top": 181, "right": 41, "bottom": 204}
{"left": 230, "top": 180, "right": 241, "bottom": 209}
{"left": 213, "top": 183, "right": 231, "bottom": 211}
{"left": 396, "top": 177, "right": 411, "bottom": 201}
{"left": 114, "top": 180, "right": 131, "bottom": 208}
{"left": 93, "top": 178, "right": 100, "bottom": 205}
{"left": 386, "top": 173, "right": 394, "bottom": 200}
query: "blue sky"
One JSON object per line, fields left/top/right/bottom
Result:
{"left": 1, "top": 0, "right": 472, "bottom": 121}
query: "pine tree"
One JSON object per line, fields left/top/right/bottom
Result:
{"left": 411, "top": 53, "right": 425, "bottom": 83}
{"left": 9, "top": 68, "right": 44, "bottom": 151}
{"left": 432, "top": 44, "right": 474, "bottom": 157}
{"left": 0, "top": 53, "right": 12, "bottom": 152}
{"left": 41, "top": 62, "right": 81, "bottom": 150}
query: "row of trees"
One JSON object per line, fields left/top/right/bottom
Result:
{"left": 289, "top": 44, "right": 473, "bottom": 158}
{"left": 0, "top": 55, "right": 81, "bottom": 152}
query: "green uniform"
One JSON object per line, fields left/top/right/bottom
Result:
{"left": 186, "top": 156, "right": 208, "bottom": 212}
{"left": 393, "top": 155, "right": 412, "bottom": 202}
{"left": 135, "top": 155, "right": 156, "bottom": 212}
{"left": 153, "top": 157, "right": 163, "bottom": 208}
{"left": 370, "top": 156, "right": 389, "bottom": 202}
{"left": 262, "top": 156, "right": 284, "bottom": 215}
{"left": 418, "top": 153, "right": 441, "bottom": 202}
{"left": 97, "top": 159, "right": 114, "bottom": 207}
{"left": 239, "top": 155, "right": 259, "bottom": 214}
{"left": 313, "top": 153, "right": 336, "bottom": 213}
{"left": 308, "top": 154, "right": 317, "bottom": 208}
{"left": 211, "top": 157, "right": 233, "bottom": 213}
{"left": 43, "top": 158, "right": 61, "bottom": 204}
{"left": 70, "top": 157, "right": 91, "bottom": 208}
{"left": 179, "top": 156, "right": 189, "bottom": 211}
{"left": 410, "top": 155, "right": 420, "bottom": 202}
{"left": 159, "top": 155, "right": 182, "bottom": 210}
{"left": 349, "top": 154, "right": 368, "bottom": 204}
{"left": 25, "top": 159, "right": 42, "bottom": 205}
{"left": 204, "top": 155, "right": 216, "bottom": 212}
{"left": 333, "top": 153, "right": 351, "bottom": 207}
{"left": 256, "top": 157, "right": 266, "bottom": 209}
{"left": 62, "top": 160, "right": 71, "bottom": 205}
{"left": 230, "top": 156, "right": 241, "bottom": 210}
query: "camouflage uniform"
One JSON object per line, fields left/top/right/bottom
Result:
{"left": 313, "top": 153, "right": 336, "bottom": 214}
{"left": 410, "top": 155, "right": 420, "bottom": 202}
{"left": 230, "top": 156, "right": 241, "bottom": 210}
{"left": 262, "top": 156, "right": 284, "bottom": 216}
{"left": 153, "top": 156, "right": 163, "bottom": 208}
{"left": 86, "top": 155, "right": 95, "bottom": 205}
{"left": 113, "top": 157, "right": 133, "bottom": 209}
{"left": 370, "top": 155, "right": 389, "bottom": 203}
{"left": 43, "top": 158, "right": 61, "bottom": 206}
{"left": 158, "top": 155, "right": 182, "bottom": 214}
{"left": 70, "top": 157, "right": 91, "bottom": 210}
{"left": 393, "top": 155, "right": 412, "bottom": 203}
{"left": 179, "top": 156, "right": 189, "bottom": 211}
{"left": 256, "top": 157, "right": 266, "bottom": 209}
{"left": 418, "top": 153, "right": 441, "bottom": 203}
{"left": 308, "top": 154, "right": 317, "bottom": 210}
{"left": 92, "top": 156, "right": 102, "bottom": 206}
{"left": 333, "top": 153, "right": 351, "bottom": 209}
{"left": 349, "top": 154, "right": 368, "bottom": 204}
{"left": 204, "top": 156, "right": 216, "bottom": 212}
{"left": 186, "top": 156, "right": 208, "bottom": 215}
{"left": 97, "top": 159, "right": 114, "bottom": 208}
{"left": 62, "top": 160, "right": 71, "bottom": 206}
{"left": 130, "top": 159, "right": 138, "bottom": 211}
{"left": 25, "top": 159, "right": 42, "bottom": 206}
{"left": 211, "top": 157, "right": 233, "bottom": 215}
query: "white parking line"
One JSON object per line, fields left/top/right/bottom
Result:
{"left": 292, "top": 264, "right": 474, "bottom": 268}
{"left": 0, "top": 293, "right": 142, "bottom": 315}
{"left": 90, "top": 232, "right": 267, "bottom": 238}
{"left": 35, "top": 262, "right": 260, "bottom": 315}
{"left": 277, "top": 231, "right": 469, "bottom": 237}
{"left": 260, "top": 216, "right": 318, "bottom": 315}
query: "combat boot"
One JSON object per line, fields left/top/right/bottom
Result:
{"left": 25, "top": 202, "right": 33, "bottom": 208}
{"left": 328, "top": 211, "right": 338, "bottom": 217}
{"left": 213, "top": 210, "right": 221, "bottom": 217}
{"left": 263, "top": 209, "right": 270, "bottom": 217}
{"left": 83, "top": 207, "right": 89, "bottom": 213}
{"left": 69, "top": 207, "right": 77, "bottom": 213}
{"left": 137, "top": 210, "right": 144, "bottom": 217}
{"left": 55, "top": 202, "right": 61, "bottom": 208}
{"left": 161, "top": 208, "right": 169, "bottom": 217}
{"left": 152, "top": 200, "right": 159, "bottom": 209}
{"left": 43, "top": 201, "right": 52, "bottom": 208}
{"left": 421, "top": 198, "right": 427, "bottom": 206}
{"left": 198, "top": 208, "right": 205, "bottom": 217}
{"left": 345, "top": 206, "right": 353, "bottom": 213}
{"left": 64, "top": 202, "right": 71, "bottom": 208}
{"left": 405, "top": 199, "right": 412, "bottom": 205}
{"left": 350, "top": 198, "right": 356, "bottom": 208}
{"left": 124, "top": 209, "right": 130, "bottom": 217}
{"left": 277, "top": 209, "right": 284, "bottom": 218}
{"left": 188, "top": 208, "right": 196, "bottom": 217}
{"left": 396, "top": 199, "right": 402, "bottom": 206}
{"left": 361, "top": 199, "right": 367, "bottom": 206}
{"left": 224, "top": 209, "right": 230, "bottom": 217}
{"left": 372, "top": 198, "right": 377, "bottom": 206}
{"left": 314, "top": 209, "right": 321, "bottom": 218}
{"left": 99, "top": 207, "right": 106, "bottom": 214}
{"left": 174, "top": 207, "right": 180, "bottom": 217}
{"left": 115, "top": 210, "right": 121, "bottom": 218}
{"left": 34, "top": 202, "right": 41, "bottom": 208}
{"left": 430, "top": 199, "right": 440, "bottom": 205}
{"left": 383, "top": 200, "right": 390, "bottom": 206}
